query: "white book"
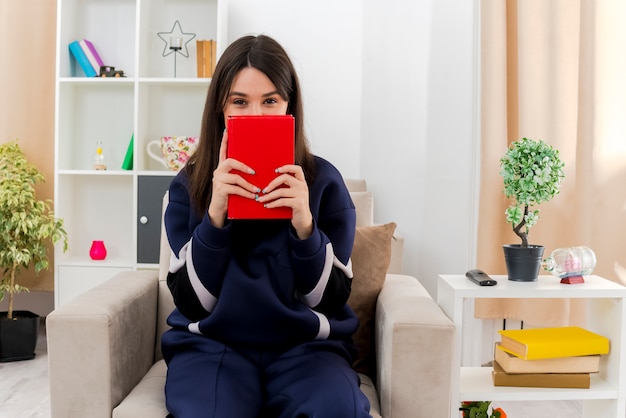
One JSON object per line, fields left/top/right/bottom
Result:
{"left": 79, "top": 40, "right": 101, "bottom": 74}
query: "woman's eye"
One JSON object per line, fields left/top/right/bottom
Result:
{"left": 265, "top": 98, "right": 278, "bottom": 104}
{"left": 233, "top": 99, "right": 246, "bottom": 105}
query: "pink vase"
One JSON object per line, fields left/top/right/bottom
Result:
{"left": 89, "top": 240, "right": 107, "bottom": 260}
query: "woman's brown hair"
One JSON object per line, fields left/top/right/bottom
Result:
{"left": 184, "top": 35, "right": 315, "bottom": 216}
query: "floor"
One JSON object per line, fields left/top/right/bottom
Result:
{"left": 0, "top": 319, "right": 589, "bottom": 418}
{"left": 0, "top": 319, "right": 50, "bottom": 418}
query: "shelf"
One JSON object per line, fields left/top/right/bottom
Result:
{"left": 58, "top": 77, "right": 136, "bottom": 85}
{"left": 56, "top": 255, "right": 135, "bottom": 268}
{"left": 138, "top": 77, "right": 211, "bottom": 85}
{"left": 439, "top": 275, "right": 626, "bottom": 299}
{"left": 438, "top": 274, "right": 626, "bottom": 418}
{"left": 58, "top": 169, "right": 134, "bottom": 176}
{"left": 57, "top": 0, "right": 137, "bottom": 78}
{"left": 136, "top": 170, "right": 177, "bottom": 177}
{"left": 56, "top": 175, "right": 134, "bottom": 261}
{"left": 58, "top": 77, "right": 212, "bottom": 85}
{"left": 138, "top": 0, "right": 219, "bottom": 78}
{"left": 57, "top": 81, "right": 134, "bottom": 171}
{"left": 55, "top": 0, "right": 225, "bottom": 308}
{"left": 460, "top": 367, "right": 618, "bottom": 401}
{"left": 136, "top": 83, "right": 206, "bottom": 171}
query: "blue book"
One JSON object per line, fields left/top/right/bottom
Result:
{"left": 69, "top": 40, "right": 97, "bottom": 77}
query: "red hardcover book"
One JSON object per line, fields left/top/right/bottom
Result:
{"left": 226, "top": 115, "right": 295, "bottom": 219}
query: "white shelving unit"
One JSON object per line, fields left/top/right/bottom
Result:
{"left": 54, "top": 0, "right": 227, "bottom": 307}
{"left": 437, "top": 274, "right": 626, "bottom": 418}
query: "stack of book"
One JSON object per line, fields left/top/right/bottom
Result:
{"left": 69, "top": 39, "right": 104, "bottom": 77}
{"left": 196, "top": 39, "right": 217, "bottom": 78}
{"left": 492, "top": 326, "right": 610, "bottom": 389}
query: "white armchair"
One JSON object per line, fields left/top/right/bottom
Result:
{"left": 47, "top": 179, "right": 454, "bottom": 418}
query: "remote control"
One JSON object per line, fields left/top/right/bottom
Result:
{"left": 466, "top": 269, "right": 497, "bottom": 286}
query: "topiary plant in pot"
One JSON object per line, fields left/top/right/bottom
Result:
{"left": 500, "top": 137, "right": 565, "bottom": 281}
{"left": 0, "top": 140, "right": 68, "bottom": 361}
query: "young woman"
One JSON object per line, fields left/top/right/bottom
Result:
{"left": 162, "top": 34, "right": 371, "bottom": 418}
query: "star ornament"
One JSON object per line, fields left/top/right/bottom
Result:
{"left": 158, "top": 20, "right": 196, "bottom": 58}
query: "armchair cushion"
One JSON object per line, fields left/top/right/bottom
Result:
{"left": 348, "top": 222, "right": 397, "bottom": 377}
{"left": 351, "top": 191, "right": 374, "bottom": 227}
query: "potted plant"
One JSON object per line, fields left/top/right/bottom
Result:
{"left": 460, "top": 401, "right": 507, "bottom": 418}
{"left": 0, "top": 140, "right": 68, "bottom": 362}
{"left": 500, "top": 137, "right": 565, "bottom": 281}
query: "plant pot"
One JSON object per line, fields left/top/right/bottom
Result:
{"left": 0, "top": 310, "right": 40, "bottom": 362}
{"left": 502, "top": 244, "right": 545, "bottom": 282}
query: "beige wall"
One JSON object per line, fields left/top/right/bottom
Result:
{"left": 0, "top": 0, "right": 57, "bottom": 291}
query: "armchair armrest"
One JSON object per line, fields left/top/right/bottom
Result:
{"left": 47, "top": 270, "right": 159, "bottom": 418}
{"left": 375, "top": 274, "right": 455, "bottom": 418}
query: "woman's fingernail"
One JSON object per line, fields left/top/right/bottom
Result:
{"left": 255, "top": 194, "right": 259, "bottom": 201}
{"left": 249, "top": 169, "right": 255, "bottom": 175}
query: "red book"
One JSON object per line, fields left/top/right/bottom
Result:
{"left": 226, "top": 115, "right": 295, "bottom": 219}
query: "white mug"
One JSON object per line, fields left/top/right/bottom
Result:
{"left": 147, "top": 136, "right": 199, "bottom": 171}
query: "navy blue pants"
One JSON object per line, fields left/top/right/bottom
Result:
{"left": 162, "top": 329, "right": 372, "bottom": 418}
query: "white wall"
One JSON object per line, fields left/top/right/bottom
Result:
{"left": 226, "top": 0, "right": 364, "bottom": 177}
{"left": 361, "top": 1, "right": 480, "bottom": 296}
{"left": 227, "top": 0, "right": 479, "bottom": 297}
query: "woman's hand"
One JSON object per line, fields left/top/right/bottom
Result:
{"left": 208, "top": 131, "right": 260, "bottom": 227}
{"left": 258, "top": 165, "right": 313, "bottom": 239}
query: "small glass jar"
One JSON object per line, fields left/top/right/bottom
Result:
{"left": 93, "top": 142, "right": 107, "bottom": 170}
{"left": 543, "top": 246, "right": 596, "bottom": 279}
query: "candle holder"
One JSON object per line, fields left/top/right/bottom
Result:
{"left": 157, "top": 20, "right": 196, "bottom": 78}
{"left": 169, "top": 37, "right": 182, "bottom": 77}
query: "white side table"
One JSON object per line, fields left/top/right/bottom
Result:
{"left": 437, "top": 274, "right": 626, "bottom": 418}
